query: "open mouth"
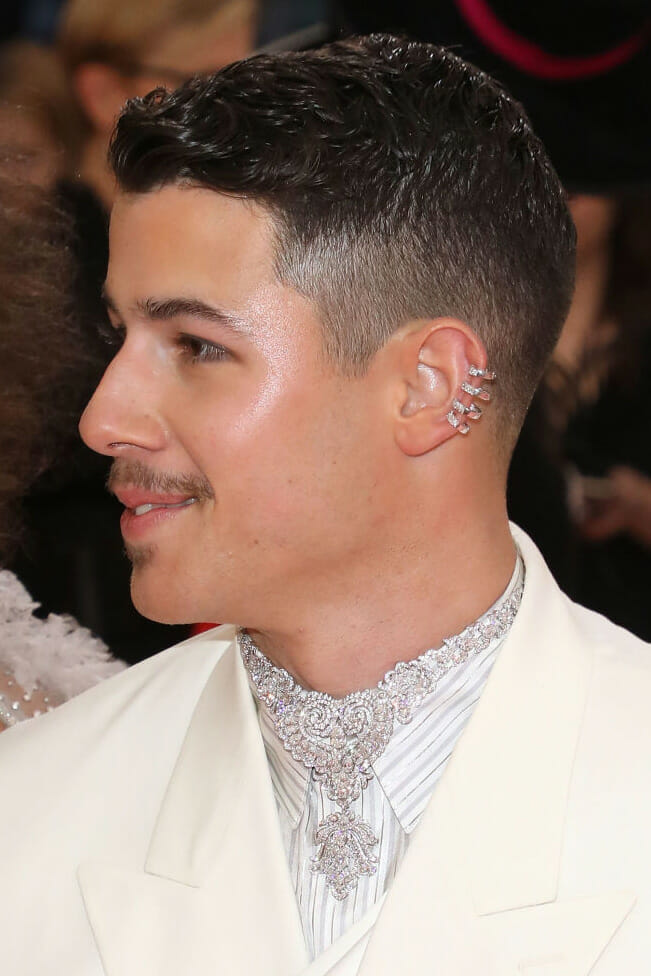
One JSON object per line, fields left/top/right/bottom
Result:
{"left": 132, "top": 498, "right": 197, "bottom": 516}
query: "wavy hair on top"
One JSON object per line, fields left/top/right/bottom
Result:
{"left": 0, "top": 168, "right": 85, "bottom": 562}
{"left": 110, "top": 34, "right": 576, "bottom": 441}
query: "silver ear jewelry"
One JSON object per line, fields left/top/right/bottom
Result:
{"left": 468, "top": 365, "right": 496, "bottom": 380}
{"left": 447, "top": 363, "right": 496, "bottom": 435}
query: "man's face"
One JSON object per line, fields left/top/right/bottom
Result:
{"left": 80, "top": 186, "right": 394, "bottom": 626}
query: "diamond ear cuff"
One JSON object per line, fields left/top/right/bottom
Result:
{"left": 446, "top": 364, "right": 496, "bottom": 435}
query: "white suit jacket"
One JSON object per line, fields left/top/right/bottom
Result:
{"left": 1, "top": 526, "right": 650, "bottom": 975}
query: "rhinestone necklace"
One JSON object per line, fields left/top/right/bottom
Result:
{"left": 239, "top": 559, "right": 524, "bottom": 901}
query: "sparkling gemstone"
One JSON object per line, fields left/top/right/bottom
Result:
{"left": 239, "top": 563, "right": 524, "bottom": 900}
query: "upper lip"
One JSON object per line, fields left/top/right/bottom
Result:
{"left": 113, "top": 487, "right": 196, "bottom": 510}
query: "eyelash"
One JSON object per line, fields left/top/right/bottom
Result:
{"left": 97, "top": 321, "right": 230, "bottom": 364}
{"left": 177, "top": 334, "right": 230, "bottom": 364}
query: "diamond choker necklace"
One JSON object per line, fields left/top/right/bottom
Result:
{"left": 239, "top": 559, "right": 524, "bottom": 901}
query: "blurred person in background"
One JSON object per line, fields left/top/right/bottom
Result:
{"left": 336, "top": 0, "right": 651, "bottom": 639}
{"left": 0, "top": 40, "right": 79, "bottom": 188}
{"left": 256, "top": 0, "right": 328, "bottom": 49}
{"left": 0, "top": 169, "right": 123, "bottom": 731}
{"left": 57, "top": 0, "right": 256, "bottom": 209}
{"left": 550, "top": 192, "right": 651, "bottom": 634}
{"left": 11, "top": 0, "right": 257, "bottom": 664}
{"left": 0, "top": 0, "right": 66, "bottom": 45}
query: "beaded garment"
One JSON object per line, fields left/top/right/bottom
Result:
{"left": 0, "top": 570, "right": 124, "bottom": 728}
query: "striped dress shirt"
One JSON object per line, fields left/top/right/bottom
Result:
{"left": 252, "top": 558, "right": 524, "bottom": 960}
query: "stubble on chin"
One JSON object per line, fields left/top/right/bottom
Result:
{"left": 125, "top": 541, "right": 156, "bottom": 570}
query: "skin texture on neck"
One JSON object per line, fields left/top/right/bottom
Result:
{"left": 248, "top": 480, "right": 515, "bottom": 697}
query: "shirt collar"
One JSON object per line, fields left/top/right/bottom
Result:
{"left": 258, "top": 701, "right": 310, "bottom": 827}
{"left": 251, "top": 555, "right": 524, "bottom": 832}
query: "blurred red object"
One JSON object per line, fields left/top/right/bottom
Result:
{"left": 190, "top": 622, "right": 218, "bottom": 636}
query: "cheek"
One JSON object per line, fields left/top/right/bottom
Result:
{"left": 184, "top": 375, "right": 387, "bottom": 542}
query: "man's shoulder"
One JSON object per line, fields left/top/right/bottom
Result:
{"left": 514, "top": 522, "right": 651, "bottom": 737}
{"left": 567, "top": 598, "right": 651, "bottom": 734}
{"left": 515, "top": 522, "right": 650, "bottom": 669}
{"left": 0, "top": 624, "right": 237, "bottom": 775}
{"left": 567, "top": 595, "right": 650, "bottom": 666}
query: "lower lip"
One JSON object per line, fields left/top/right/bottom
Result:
{"left": 120, "top": 502, "right": 196, "bottom": 541}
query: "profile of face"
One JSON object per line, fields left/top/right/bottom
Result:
{"left": 80, "top": 187, "right": 399, "bottom": 627}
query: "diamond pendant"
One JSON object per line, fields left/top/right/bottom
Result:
{"left": 239, "top": 558, "right": 524, "bottom": 903}
{"left": 311, "top": 806, "right": 379, "bottom": 900}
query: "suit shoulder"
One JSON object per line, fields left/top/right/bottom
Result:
{"left": 567, "top": 598, "right": 651, "bottom": 671}
{"left": 0, "top": 624, "right": 237, "bottom": 769}
{"left": 563, "top": 600, "right": 651, "bottom": 758}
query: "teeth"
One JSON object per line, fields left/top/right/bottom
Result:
{"left": 133, "top": 498, "right": 196, "bottom": 516}
{"left": 134, "top": 504, "right": 156, "bottom": 516}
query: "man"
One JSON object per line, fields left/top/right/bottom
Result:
{"left": 9, "top": 0, "right": 256, "bottom": 667}
{"left": 2, "top": 35, "right": 650, "bottom": 974}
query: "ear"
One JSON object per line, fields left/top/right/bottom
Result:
{"left": 73, "top": 63, "right": 132, "bottom": 133}
{"left": 394, "top": 318, "right": 489, "bottom": 457}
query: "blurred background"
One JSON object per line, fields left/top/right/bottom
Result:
{"left": 0, "top": 0, "right": 648, "bottom": 666}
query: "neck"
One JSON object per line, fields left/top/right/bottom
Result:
{"left": 78, "top": 134, "right": 116, "bottom": 209}
{"left": 247, "top": 479, "right": 516, "bottom": 697}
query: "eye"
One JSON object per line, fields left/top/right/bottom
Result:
{"left": 177, "top": 333, "right": 231, "bottom": 364}
{"left": 97, "top": 317, "right": 126, "bottom": 349}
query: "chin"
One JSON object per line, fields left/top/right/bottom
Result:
{"left": 125, "top": 544, "right": 193, "bottom": 624}
{"left": 129, "top": 561, "right": 231, "bottom": 627}
{"left": 129, "top": 570, "right": 192, "bottom": 626}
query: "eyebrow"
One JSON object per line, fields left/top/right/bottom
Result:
{"left": 102, "top": 288, "right": 252, "bottom": 337}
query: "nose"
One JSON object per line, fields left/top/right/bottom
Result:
{"left": 79, "top": 348, "right": 167, "bottom": 459}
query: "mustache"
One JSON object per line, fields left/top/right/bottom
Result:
{"left": 107, "top": 458, "right": 214, "bottom": 501}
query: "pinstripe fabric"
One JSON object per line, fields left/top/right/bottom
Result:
{"left": 252, "top": 559, "right": 523, "bottom": 960}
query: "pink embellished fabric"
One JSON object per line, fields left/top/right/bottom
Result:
{"left": 0, "top": 571, "right": 125, "bottom": 729}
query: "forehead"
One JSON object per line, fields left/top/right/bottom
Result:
{"left": 108, "top": 186, "right": 276, "bottom": 306}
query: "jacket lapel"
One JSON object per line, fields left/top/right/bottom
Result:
{"left": 78, "top": 531, "right": 637, "bottom": 976}
{"left": 358, "top": 529, "right": 635, "bottom": 975}
{"left": 79, "top": 627, "right": 308, "bottom": 976}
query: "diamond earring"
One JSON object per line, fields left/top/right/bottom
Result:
{"left": 468, "top": 365, "right": 496, "bottom": 380}
{"left": 447, "top": 364, "right": 496, "bottom": 435}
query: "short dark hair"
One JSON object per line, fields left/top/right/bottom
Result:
{"left": 110, "top": 34, "right": 576, "bottom": 437}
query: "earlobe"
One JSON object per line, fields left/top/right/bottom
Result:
{"left": 394, "top": 319, "right": 492, "bottom": 457}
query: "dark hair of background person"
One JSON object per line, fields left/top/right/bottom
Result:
{"left": 109, "top": 34, "right": 576, "bottom": 445}
{"left": 0, "top": 168, "right": 84, "bottom": 562}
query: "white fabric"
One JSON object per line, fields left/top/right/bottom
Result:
{"left": 0, "top": 527, "right": 649, "bottom": 976}
{"left": 257, "top": 560, "right": 522, "bottom": 958}
{"left": 0, "top": 570, "right": 124, "bottom": 726}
